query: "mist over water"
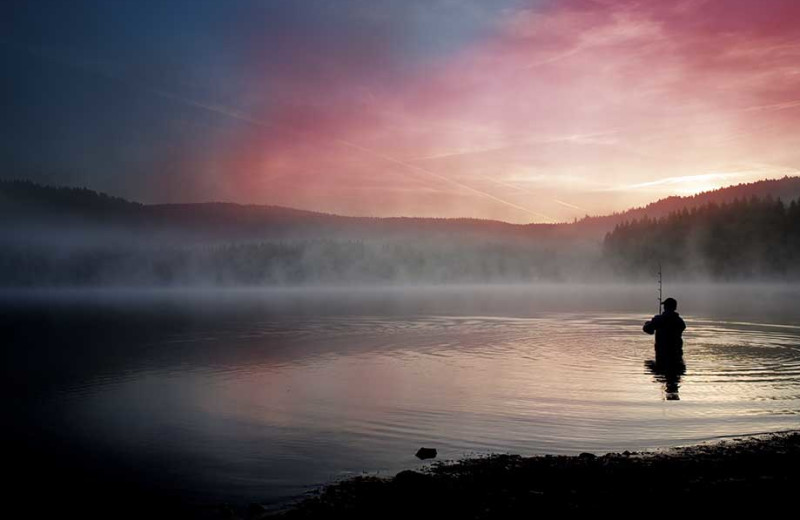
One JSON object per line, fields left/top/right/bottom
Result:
{"left": 5, "top": 0, "right": 800, "bottom": 513}
{"left": 4, "top": 284, "right": 799, "bottom": 507}
{"left": 5, "top": 179, "right": 800, "bottom": 287}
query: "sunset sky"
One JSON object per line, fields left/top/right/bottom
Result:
{"left": 3, "top": 0, "right": 800, "bottom": 222}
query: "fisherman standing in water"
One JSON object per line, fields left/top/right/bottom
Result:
{"left": 643, "top": 297, "right": 686, "bottom": 362}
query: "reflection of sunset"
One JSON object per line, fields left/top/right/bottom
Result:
{"left": 81, "top": 310, "right": 800, "bottom": 462}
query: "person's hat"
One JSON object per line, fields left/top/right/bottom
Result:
{"left": 662, "top": 297, "right": 677, "bottom": 309}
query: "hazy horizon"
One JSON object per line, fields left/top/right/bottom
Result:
{"left": 5, "top": 175, "right": 800, "bottom": 226}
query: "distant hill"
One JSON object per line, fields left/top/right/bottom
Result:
{"left": 0, "top": 179, "right": 557, "bottom": 243}
{"left": 567, "top": 176, "right": 800, "bottom": 236}
{"left": 3, "top": 177, "right": 800, "bottom": 285}
{"left": 3, "top": 176, "right": 800, "bottom": 242}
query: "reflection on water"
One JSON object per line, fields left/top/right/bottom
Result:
{"left": 645, "top": 358, "right": 686, "bottom": 400}
{"left": 2, "top": 284, "right": 800, "bottom": 506}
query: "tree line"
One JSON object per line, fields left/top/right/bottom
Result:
{"left": 603, "top": 196, "right": 800, "bottom": 279}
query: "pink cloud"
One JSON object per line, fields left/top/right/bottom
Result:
{"left": 203, "top": 0, "right": 800, "bottom": 222}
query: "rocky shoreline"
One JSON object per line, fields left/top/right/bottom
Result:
{"left": 243, "top": 431, "right": 800, "bottom": 519}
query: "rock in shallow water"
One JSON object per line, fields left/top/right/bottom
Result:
{"left": 415, "top": 448, "right": 437, "bottom": 460}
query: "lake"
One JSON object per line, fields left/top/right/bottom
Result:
{"left": 3, "top": 284, "right": 799, "bottom": 510}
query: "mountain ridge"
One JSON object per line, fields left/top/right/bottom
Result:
{"left": 3, "top": 176, "right": 800, "bottom": 240}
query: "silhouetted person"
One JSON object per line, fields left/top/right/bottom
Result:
{"left": 642, "top": 298, "right": 686, "bottom": 400}
{"left": 644, "top": 298, "right": 686, "bottom": 399}
{"left": 643, "top": 297, "right": 685, "bottom": 360}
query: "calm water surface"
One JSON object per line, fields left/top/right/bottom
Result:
{"left": 3, "top": 284, "right": 800, "bottom": 506}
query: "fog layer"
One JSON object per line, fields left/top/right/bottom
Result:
{"left": 3, "top": 180, "right": 800, "bottom": 287}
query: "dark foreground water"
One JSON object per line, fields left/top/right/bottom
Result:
{"left": 2, "top": 284, "right": 799, "bottom": 513}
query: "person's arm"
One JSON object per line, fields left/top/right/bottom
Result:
{"left": 643, "top": 315, "right": 659, "bottom": 334}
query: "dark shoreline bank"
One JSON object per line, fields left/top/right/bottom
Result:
{"left": 238, "top": 431, "right": 800, "bottom": 519}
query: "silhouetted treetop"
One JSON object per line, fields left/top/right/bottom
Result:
{"left": 604, "top": 195, "right": 800, "bottom": 279}
{"left": 0, "top": 179, "right": 141, "bottom": 213}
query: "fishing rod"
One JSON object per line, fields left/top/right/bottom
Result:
{"left": 657, "top": 262, "right": 663, "bottom": 315}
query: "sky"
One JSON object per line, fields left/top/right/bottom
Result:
{"left": 3, "top": 0, "right": 800, "bottom": 223}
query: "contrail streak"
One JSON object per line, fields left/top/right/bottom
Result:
{"left": 151, "top": 89, "right": 551, "bottom": 221}
{"left": 333, "top": 139, "right": 551, "bottom": 220}
{"left": 478, "top": 175, "right": 587, "bottom": 219}
{"left": 7, "top": 43, "right": 563, "bottom": 222}
{"left": 553, "top": 199, "right": 587, "bottom": 211}
{"left": 474, "top": 175, "right": 557, "bottom": 222}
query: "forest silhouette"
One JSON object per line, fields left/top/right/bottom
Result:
{"left": 604, "top": 196, "right": 800, "bottom": 279}
{"left": 2, "top": 178, "right": 800, "bottom": 285}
